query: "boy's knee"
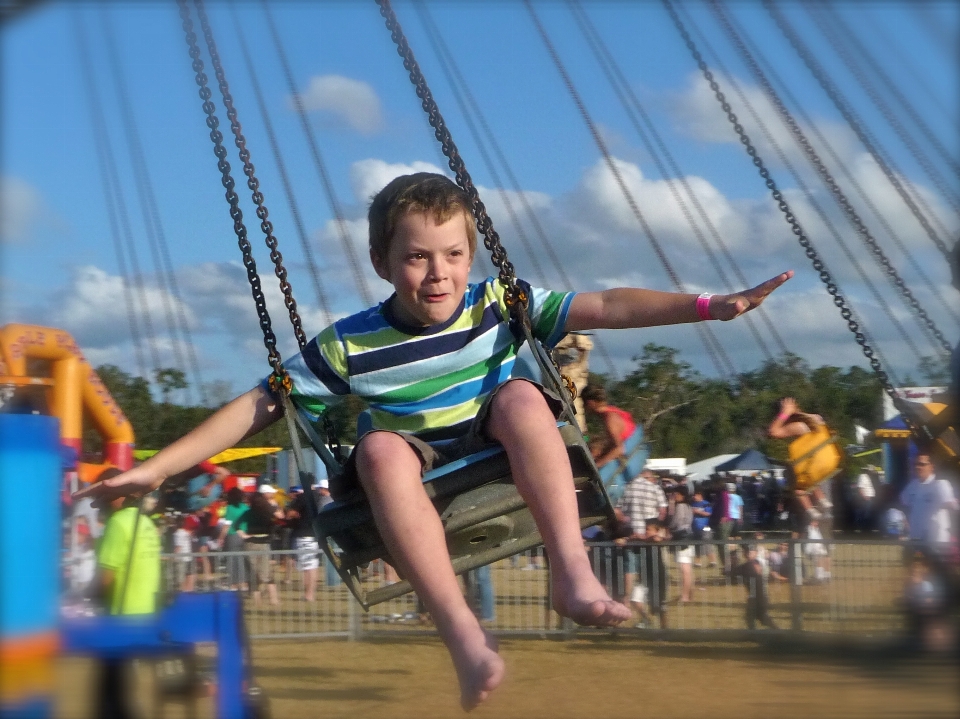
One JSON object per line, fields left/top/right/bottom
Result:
{"left": 355, "top": 431, "right": 421, "bottom": 475}
{"left": 491, "top": 379, "right": 549, "bottom": 414}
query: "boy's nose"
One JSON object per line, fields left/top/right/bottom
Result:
{"left": 427, "top": 260, "right": 446, "bottom": 280}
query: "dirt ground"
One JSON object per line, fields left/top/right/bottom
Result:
{"left": 57, "top": 634, "right": 960, "bottom": 719}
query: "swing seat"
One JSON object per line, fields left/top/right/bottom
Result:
{"left": 597, "top": 427, "right": 649, "bottom": 506}
{"left": 788, "top": 424, "right": 843, "bottom": 491}
{"left": 314, "top": 422, "right": 615, "bottom": 609}
{"left": 901, "top": 401, "right": 959, "bottom": 464}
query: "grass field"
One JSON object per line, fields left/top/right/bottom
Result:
{"left": 211, "top": 542, "right": 910, "bottom": 638}
{"left": 56, "top": 542, "right": 955, "bottom": 717}
{"left": 58, "top": 634, "right": 960, "bottom": 719}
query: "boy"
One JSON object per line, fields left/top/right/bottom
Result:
{"left": 730, "top": 544, "right": 778, "bottom": 630}
{"left": 78, "top": 172, "right": 791, "bottom": 710}
{"left": 633, "top": 518, "right": 670, "bottom": 628}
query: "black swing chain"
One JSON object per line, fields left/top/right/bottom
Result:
{"left": 708, "top": 0, "right": 952, "bottom": 357}
{"left": 375, "top": 0, "right": 578, "bottom": 399}
{"left": 661, "top": 0, "right": 918, "bottom": 424}
{"left": 193, "top": 0, "right": 308, "bottom": 356}
{"left": 178, "top": 0, "right": 286, "bottom": 387}
{"left": 181, "top": 0, "right": 346, "bottom": 457}
{"left": 763, "top": 0, "right": 951, "bottom": 262}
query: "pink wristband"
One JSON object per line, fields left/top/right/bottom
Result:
{"left": 696, "top": 293, "right": 714, "bottom": 321}
{"left": 776, "top": 411, "right": 791, "bottom": 422}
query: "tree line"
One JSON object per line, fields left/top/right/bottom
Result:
{"left": 584, "top": 344, "right": 894, "bottom": 468}
{"left": 89, "top": 345, "right": 941, "bottom": 472}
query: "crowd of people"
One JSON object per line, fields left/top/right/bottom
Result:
{"left": 579, "top": 388, "right": 959, "bottom": 638}
{"left": 64, "top": 401, "right": 958, "bottom": 643}
{"left": 65, "top": 472, "right": 346, "bottom": 610}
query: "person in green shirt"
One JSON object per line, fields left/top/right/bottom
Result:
{"left": 93, "top": 468, "right": 163, "bottom": 719}
{"left": 96, "top": 469, "right": 162, "bottom": 615}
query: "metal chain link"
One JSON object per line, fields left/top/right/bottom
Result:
{"left": 709, "top": 0, "right": 951, "bottom": 356}
{"left": 661, "top": 0, "right": 911, "bottom": 416}
{"left": 762, "top": 0, "right": 951, "bottom": 261}
{"left": 194, "top": 0, "right": 307, "bottom": 353}
{"left": 178, "top": 0, "right": 286, "bottom": 385}
{"left": 375, "top": 1, "right": 518, "bottom": 302}
{"left": 375, "top": 0, "right": 578, "bottom": 400}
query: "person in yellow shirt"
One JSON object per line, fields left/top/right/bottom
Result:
{"left": 94, "top": 468, "right": 162, "bottom": 719}
{"left": 96, "top": 469, "right": 161, "bottom": 615}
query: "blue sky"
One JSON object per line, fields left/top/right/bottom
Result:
{"left": 2, "top": 1, "right": 958, "bottom": 406}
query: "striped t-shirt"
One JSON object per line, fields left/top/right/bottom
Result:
{"left": 273, "top": 278, "right": 575, "bottom": 442}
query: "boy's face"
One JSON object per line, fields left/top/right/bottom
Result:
{"left": 372, "top": 210, "right": 472, "bottom": 327}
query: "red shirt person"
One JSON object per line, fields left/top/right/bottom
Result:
{"left": 582, "top": 385, "right": 637, "bottom": 469}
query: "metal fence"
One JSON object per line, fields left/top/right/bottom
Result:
{"left": 154, "top": 537, "right": 923, "bottom": 640}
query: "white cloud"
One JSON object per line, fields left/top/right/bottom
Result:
{"left": 668, "top": 72, "right": 744, "bottom": 146}
{"left": 537, "top": 155, "right": 772, "bottom": 291}
{"left": 578, "top": 157, "right": 742, "bottom": 246}
{"left": 53, "top": 266, "right": 199, "bottom": 352}
{"left": 28, "top": 148, "right": 940, "bottom": 392}
{"left": 668, "top": 71, "right": 861, "bottom": 175}
{"left": 348, "top": 158, "right": 446, "bottom": 205}
{"left": 294, "top": 75, "right": 384, "bottom": 135}
{"left": 179, "top": 261, "right": 352, "bottom": 360}
{"left": 0, "top": 175, "right": 43, "bottom": 243}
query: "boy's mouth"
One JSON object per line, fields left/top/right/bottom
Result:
{"left": 423, "top": 292, "right": 448, "bottom": 303}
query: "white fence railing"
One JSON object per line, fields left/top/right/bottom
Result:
{"left": 154, "top": 539, "right": 926, "bottom": 640}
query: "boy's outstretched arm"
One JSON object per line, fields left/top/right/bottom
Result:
{"left": 564, "top": 271, "right": 793, "bottom": 331}
{"left": 74, "top": 385, "right": 281, "bottom": 504}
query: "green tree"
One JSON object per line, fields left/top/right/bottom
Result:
{"left": 918, "top": 354, "right": 950, "bottom": 385}
{"left": 154, "top": 368, "right": 188, "bottom": 404}
{"left": 585, "top": 349, "right": 885, "bottom": 465}
{"left": 607, "top": 344, "right": 701, "bottom": 454}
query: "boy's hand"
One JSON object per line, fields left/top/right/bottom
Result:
{"left": 710, "top": 271, "right": 793, "bottom": 321}
{"left": 73, "top": 466, "right": 164, "bottom": 506}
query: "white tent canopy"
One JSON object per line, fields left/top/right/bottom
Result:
{"left": 684, "top": 454, "right": 738, "bottom": 482}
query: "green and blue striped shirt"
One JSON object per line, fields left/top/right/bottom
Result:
{"left": 273, "top": 278, "right": 575, "bottom": 442}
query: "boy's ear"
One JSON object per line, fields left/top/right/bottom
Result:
{"left": 370, "top": 248, "right": 391, "bottom": 282}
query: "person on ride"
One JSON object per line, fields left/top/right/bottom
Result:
{"left": 767, "top": 397, "right": 825, "bottom": 440}
{"left": 581, "top": 384, "right": 637, "bottom": 469}
{"left": 76, "top": 172, "right": 792, "bottom": 712}
{"left": 767, "top": 397, "right": 826, "bottom": 525}
{"left": 915, "top": 241, "right": 960, "bottom": 465}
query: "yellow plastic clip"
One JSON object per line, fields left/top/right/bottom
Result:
{"left": 268, "top": 371, "right": 292, "bottom": 395}
{"left": 504, "top": 286, "right": 528, "bottom": 308}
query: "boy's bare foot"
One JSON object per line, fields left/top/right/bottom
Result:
{"left": 451, "top": 629, "right": 504, "bottom": 711}
{"left": 552, "top": 571, "right": 632, "bottom": 627}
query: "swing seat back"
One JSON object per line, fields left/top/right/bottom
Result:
{"left": 788, "top": 424, "right": 843, "bottom": 490}
{"left": 314, "top": 422, "right": 614, "bottom": 609}
{"left": 901, "top": 401, "right": 959, "bottom": 465}
{"left": 597, "top": 427, "right": 648, "bottom": 506}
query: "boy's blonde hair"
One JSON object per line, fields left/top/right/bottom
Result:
{"left": 368, "top": 173, "right": 476, "bottom": 261}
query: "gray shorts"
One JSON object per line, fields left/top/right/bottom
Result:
{"left": 330, "top": 379, "right": 563, "bottom": 501}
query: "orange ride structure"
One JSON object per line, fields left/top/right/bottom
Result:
{"left": 0, "top": 323, "right": 135, "bottom": 475}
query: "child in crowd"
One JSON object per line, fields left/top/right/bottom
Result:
{"left": 69, "top": 520, "right": 98, "bottom": 598}
{"left": 902, "top": 550, "right": 952, "bottom": 652}
{"left": 767, "top": 542, "right": 790, "bottom": 583}
{"left": 633, "top": 519, "right": 670, "bottom": 628}
{"left": 804, "top": 518, "right": 831, "bottom": 583}
{"left": 77, "top": 172, "right": 791, "bottom": 710}
{"left": 172, "top": 514, "right": 195, "bottom": 592}
{"left": 730, "top": 544, "right": 778, "bottom": 630}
